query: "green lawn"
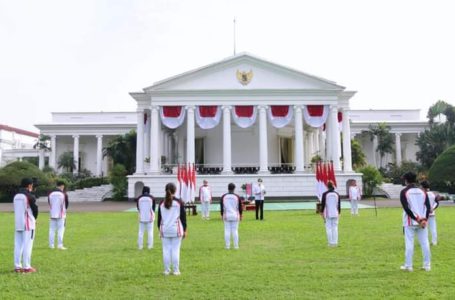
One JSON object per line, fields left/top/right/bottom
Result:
{"left": 0, "top": 207, "right": 454, "bottom": 299}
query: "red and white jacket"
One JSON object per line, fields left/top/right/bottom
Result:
{"left": 220, "top": 192, "right": 242, "bottom": 222}
{"left": 137, "top": 194, "right": 155, "bottom": 223}
{"left": 321, "top": 189, "right": 340, "bottom": 219}
{"left": 348, "top": 186, "right": 361, "bottom": 201}
{"left": 400, "top": 184, "right": 430, "bottom": 227}
{"left": 158, "top": 198, "right": 187, "bottom": 238}
{"left": 14, "top": 192, "right": 36, "bottom": 231}
{"left": 48, "top": 189, "right": 68, "bottom": 219}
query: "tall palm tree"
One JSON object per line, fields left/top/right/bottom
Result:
{"left": 103, "top": 130, "right": 137, "bottom": 174}
{"left": 58, "top": 152, "right": 75, "bottom": 173}
{"left": 368, "top": 123, "right": 394, "bottom": 168}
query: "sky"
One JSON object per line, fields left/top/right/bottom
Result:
{"left": 1, "top": 0, "right": 454, "bottom": 132}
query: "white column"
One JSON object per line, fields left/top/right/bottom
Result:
{"left": 258, "top": 105, "right": 269, "bottom": 174}
{"left": 135, "top": 110, "right": 145, "bottom": 174}
{"left": 49, "top": 135, "right": 56, "bottom": 169}
{"left": 329, "top": 106, "right": 341, "bottom": 170}
{"left": 372, "top": 135, "right": 378, "bottom": 168}
{"left": 294, "top": 106, "right": 304, "bottom": 173}
{"left": 96, "top": 135, "right": 103, "bottom": 176}
{"left": 308, "top": 131, "right": 315, "bottom": 160}
{"left": 395, "top": 133, "right": 402, "bottom": 165}
{"left": 38, "top": 149, "right": 45, "bottom": 170}
{"left": 186, "top": 106, "right": 195, "bottom": 164}
{"left": 144, "top": 112, "right": 151, "bottom": 163}
{"left": 162, "top": 131, "right": 168, "bottom": 165}
{"left": 222, "top": 105, "right": 233, "bottom": 174}
{"left": 72, "top": 135, "right": 79, "bottom": 174}
{"left": 304, "top": 131, "right": 310, "bottom": 168}
{"left": 150, "top": 106, "right": 160, "bottom": 174}
{"left": 319, "top": 128, "right": 325, "bottom": 160}
{"left": 342, "top": 108, "right": 353, "bottom": 172}
{"left": 314, "top": 129, "right": 320, "bottom": 156}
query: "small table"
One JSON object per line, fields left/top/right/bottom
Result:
{"left": 184, "top": 204, "right": 197, "bottom": 216}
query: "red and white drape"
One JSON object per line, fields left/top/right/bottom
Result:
{"left": 303, "top": 105, "right": 329, "bottom": 128}
{"left": 338, "top": 111, "right": 343, "bottom": 131}
{"left": 160, "top": 106, "right": 186, "bottom": 129}
{"left": 195, "top": 106, "right": 221, "bottom": 129}
{"left": 232, "top": 106, "right": 257, "bottom": 128}
{"left": 268, "top": 105, "right": 293, "bottom": 128}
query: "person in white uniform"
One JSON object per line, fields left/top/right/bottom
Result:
{"left": 420, "top": 180, "right": 439, "bottom": 246}
{"left": 48, "top": 181, "right": 69, "bottom": 250}
{"left": 220, "top": 183, "right": 243, "bottom": 249}
{"left": 320, "top": 181, "right": 340, "bottom": 247}
{"left": 157, "top": 183, "right": 187, "bottom": 276}
{"left": 137, "top": 186, "right": 155, "bottom": 250}
{"left": 253, "top": 178, "right": 266, "bottom": 220}
{"left": 348, "top": 180, "right": 361, "bottom": 215}
{"left": 400, "top": 172, "right": 431, "bottom": 272}
{"left": 13, "top": 178, "right": 38, "bottom": 273}
{"left": 198, "top": 180, "right": 212, "bottom": 220}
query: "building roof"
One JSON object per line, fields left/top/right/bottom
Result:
{"left": 0, "top": 124, "right": 39, "bottom": 138}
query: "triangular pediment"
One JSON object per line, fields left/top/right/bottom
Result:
{"left": 144, "top": 53, "right": 345, "bottom": 92}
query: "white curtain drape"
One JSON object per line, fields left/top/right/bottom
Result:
{"left": 160, "top": 106, "right": 186, "bottom": 129}
{"left": 268, "top": 105, "right": 293, "bottom": 128}
{"left": 195, "top": 106, "right": 221, "bottom": 129}
{"left": 232, "top": 106, "right": 257, "bottom": 128}
{"left": 303, "top": 105, "right": 329, "bottom": 128}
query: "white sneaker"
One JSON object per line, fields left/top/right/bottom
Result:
{"left": 163, "top": 271, "right": 170, "bottom": 276}
{"left": 400, "top": 265, "right": 413, "bottom": 272}
{"left": 49, "top": 245, "right": 55, "bottom": 249}
{"left": 421, "top": 266, "right": 431, "bottom": 272}
{"left": 173, "top": 271, "right": 181, "bottom": 276}
{"left": 57, "top": 246, "right": 67, "bottom": 250}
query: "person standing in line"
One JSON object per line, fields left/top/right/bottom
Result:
{"left": 348, "top": 180, "right": 362, "bottom": 216}
{"left": 48, "top": 181, "right": 69, "bottom": 250}
{"left": 253, "top": 178, "right": 266, "bottom": 220}
{"left": 320, "top": 181, "right": 340, "bottom": 247}
{"left": 13, "top": 178, "right": 38, "bottom": 273}
{"left": 400, "top": 172, "right": 431, "bottom": 272}
{"left": 198, "top": 180, "right": 212, "bottom": 220}
{"left": 420, "top": 180, "right": 439, "bottom": 246}
{"left": 220, "top": 183, "right": 243, "bottom": 250}
{"left": 157, "top": 183, "right": 187, "bottom": 276}
{"left": 137, "top": 186, "right": 155, "bottom": 250}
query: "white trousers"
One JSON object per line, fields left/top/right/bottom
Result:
{"left": 404, "top": 226, "right": 431, "bottom": 268}
{"left": 350, "top": 199, "right": 359, "bottom": 215}
{"left": 325, "top": 217, "right": 339, "bottom": 246}
{"left": 428, "top": 216, "right": 437, "bottom": 245}
{"left": 224, "top": 221, "right": 239, "bottom": 249}
{"left": 49, "top": 218, "right": 65, "bottom": 248}
{"left": 161, "top": 237, "right": 182, "bottom": 273}
{"left": 14, "top": 230, "right": 35, "bottom": 269}
{"left": 201, "top": 201, "right": 210, "bottom": 218}
{"left": 138, "top": 222, "right": 154, "bottom": 249}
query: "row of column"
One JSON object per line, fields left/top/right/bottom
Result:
{"left": 371, "top": 132, "right": 403, "bottom": 167}
{"left": 135, "top": 105, "right": 354, "bottom": 175}
{"left": 47, "top": 134, "right": 104, "bottom": 176}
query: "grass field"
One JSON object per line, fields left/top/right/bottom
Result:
{"left": 0, "top": 206, "right": 454, "bottom": 299}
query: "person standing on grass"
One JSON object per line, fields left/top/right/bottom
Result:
{"left": 348, "top": 180, "right": 361, "bottom": 215}
{"left": 158, "top": 182, "right": 187, "bottom": 276}
{"left": 253, "top": 178, "right": 266, "bottom": 220}
{"left": 198, "top": 180, "right": 212, "bottom": 220}
{"left": 420, "top": 180, "right": 439, "bottom": 246}
{"left": 48, "top": 180, "right": 69, "bottom": 250}
{"left": 320, "top": 181, "right": 340, "bottom": 247}
{"left": 400, "top": 171, "right": 431, "bottom": 272}
{"left": 220, "top": 183, "right": 242, "bottom": 250}
{"left": 137, "top": 186, "right": 155, "bottom": 250}
{"left": 13, "top": 178, "right": 38, "bottom": 273}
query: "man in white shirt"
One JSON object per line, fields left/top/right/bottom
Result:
{"left": 320, "top": 181, "right": 340, "bottom": 247}
{"left": 48, "top": 181, "right": 69, "bottom": 250}
{"left": 220, "top": 183, "right": 242, "bottom": 249}
{"left": 198, "top": 180, "right": 212, "bottom": 220}
{"left": 348, "top": 180, "right": 361, "bottom": 215}
{"left": 253, "top": 178, "right": 266, "bottom": 220}
{"left": 137, "top": 186, "right": 155, "bottom": 250}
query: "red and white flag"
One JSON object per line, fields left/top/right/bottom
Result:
{"left": 232, "top": 106, "right": 257, "bottom": 128}
{"left": 160, "top": 106, "right": 186, "bottom": 129}
{"left": 196, "top": 106, "right": 221, "bottom": 129}
{"left": 268, "top": 105, "right": 293, "bottom": 128}
{"left": 303, "top": 105, "right": 329, "bottom": 128}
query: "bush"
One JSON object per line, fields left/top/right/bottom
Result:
{"left": 357, "top": 165, "right": 383, "bottom": 197}
{"left": 380, "top": 161, "right": 422, "bottom": 184}
{"left": 0, "top": 161, "right": 52, "bottom": 202}
{"left": 428, "top": 145, "right": 455, "bottom": 193}
{"left": 109, "top": 164, "right": 128, "bottom": 201}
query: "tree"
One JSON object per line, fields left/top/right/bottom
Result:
{"left": 367, "top": 123, "right": 394, "bottom": 167}
{"left": 103, "top": 130, "right": 137, "bottom": 175}
{"left": 58, "top": 152, "right": 75, "bottom": 173}
{"left": 33, "top": 134, "right": 51, "bottom": 151}
{"left": 357, "top": 165, "right": 383, "bottom": 198}
{"left": 428, "top": 144, "right": 455, "bottom": 193}
{"left": 109, "top": 164, "right": 128, "bottom": 200}
{"left": 416, "top": 101, "right": 455, "bottom": 169}
{"left": 351, "top": 139, "right": 367, "bottom": 170}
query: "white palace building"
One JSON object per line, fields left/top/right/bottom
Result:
{"left": 32, "top": 53, "right": 427, "bottom": 199}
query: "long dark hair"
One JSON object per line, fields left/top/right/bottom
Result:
{"left": 164, "top": 182, "right": 176, "bottom": 209}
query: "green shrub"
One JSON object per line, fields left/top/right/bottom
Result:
{"left": 109, "top": 164, "right": 127, "bottom": 201}
{"left": 356, "top": 165, "right": 383, "bottom": 197}
{"left": 380, "top": 161, "right": 422, "bottom": 184}
{"left": 0, "top": 161, "right": 52, "bottom": 202}
{"left": 428, "top": 144, "right": 455, "bottom": 193}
